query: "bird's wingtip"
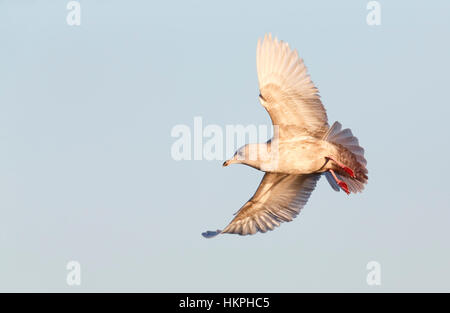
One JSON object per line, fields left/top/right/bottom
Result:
{"left": 202, "top": 229, "right": 222, "bottom": 238}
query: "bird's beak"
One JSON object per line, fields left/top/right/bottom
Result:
{"left": 222, "top": 160, "right": 230, "bottom": 167}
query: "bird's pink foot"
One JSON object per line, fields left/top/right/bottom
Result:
{"left": 329, "top": 169, "right": 351, "bottom": 195}
{"left": 338, "top": 181, "right": 350, "bottom": 195}
{"left": 326, "top": 156, "right": 355, "bottom": 178}
{"left": 342, "top": 166, "right": 355, "bottom": 178}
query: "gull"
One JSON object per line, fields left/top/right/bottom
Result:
{"left": 202, "top": 34, "right": 368, "bottom": 238}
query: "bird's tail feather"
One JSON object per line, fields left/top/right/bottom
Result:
{"left": 323, "top": 121, "right": 368, "bottom": 193}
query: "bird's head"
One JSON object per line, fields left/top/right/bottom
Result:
{"left": 223, "top": 144, "right": 260, "bottom": 167}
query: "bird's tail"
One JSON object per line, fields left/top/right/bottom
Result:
{"left": 323, "top": 121, "right": 368, "bottom": 193}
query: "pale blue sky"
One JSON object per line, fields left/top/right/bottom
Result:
{"left": 1, "top": 0, "right": 449, "bottom": 292}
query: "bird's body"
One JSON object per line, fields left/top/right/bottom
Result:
{"left": 256, "top": 137, "right": 366, "bottom": 179}
{"left": 258, "top": 138, "right": 336, "bottom": 174}
{"left": 203, "top": 34, "right": 368, "bottom": 237}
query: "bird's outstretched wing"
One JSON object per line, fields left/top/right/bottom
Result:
{"left": 202, "top": 173, "right": 319, "bottom": 237}
{"left": 257, "top": 33, "right": 328, "bottom": 139}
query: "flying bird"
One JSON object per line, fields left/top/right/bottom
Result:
{"left": 202, "top": 34, "right": 368, "bottom": 238}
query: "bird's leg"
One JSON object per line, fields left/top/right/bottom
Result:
{"left": 329, "top": 169, "right": 350, "bottom": 195}
{"left": 326, "top": 156, "right": 355, "bottom": 178}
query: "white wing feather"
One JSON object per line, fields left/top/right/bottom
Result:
{"left": 202, "top": 173, "right": 319, "bottom": 237}
{"left": 257, "top": 34, "right": 328, "bottom": 139}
